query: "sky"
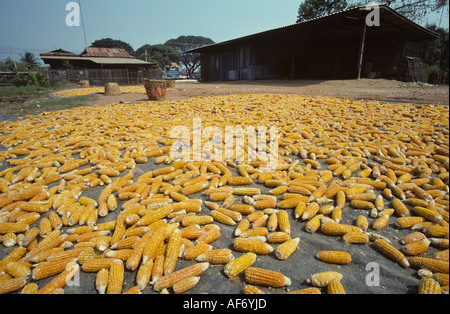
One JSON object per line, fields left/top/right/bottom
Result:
{"left": 0, "top": 0, "right": 448, "bottom": 62}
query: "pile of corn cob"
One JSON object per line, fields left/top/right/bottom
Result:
{"left": 50, "top": 86, "right": 146, "bottom": 99}
{"left": 0, "top": 94, "right": 448, "bottom": 294}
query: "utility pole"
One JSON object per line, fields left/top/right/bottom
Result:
{"left": 9, "top": 46, "right": 18, "bottom": 74}
{"left": 78, "top": 0, "right": 88, "bottom": 48}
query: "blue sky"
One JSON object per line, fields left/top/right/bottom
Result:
{"left": 0, "top": 0, "right": 448, "bottom": 61}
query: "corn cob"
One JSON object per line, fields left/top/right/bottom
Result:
{"left": 327, "top": 280, "right": 346, "bottom": 294}
{"left": 395, "top": 217, "right": 424, "bottom": 229}
{"left": 37, "top": 262, "right": 79, "bottom": 294}
{"left": 173, "top": 276, "right": 201, "bottom": 294}
{"left": 244, "top": 267, "right": 291, "bottom": 287}
{"left": 240, "top": 227, "right": 268, "bottom": 238}
{"left": 316, "top": 250, "right": 352, "bottom": 265}
{"left": 243, "top": 284, "right": 265, "bottom": 294}
{"left": 409, "top": 257, "right": 449, "bottom": 273}
{"left": 154, "top": 262, "right": 209, "bottom": 292}
{"left": 224, "top": 252, "right": 257, "bottom": 278}
{"left": 372, "top": 215, "right": 390, "bottom": 231}
{"left": 107, "top": 259, "right": 124, "bottom": 294}
{"left": 419, "top": 278, "right": 442, "bottom": 294}
{"left": 423, "top": 225, "right": 449, "bottom": 238}
{"left": 374, "top": 239, "right": 410, "bottom": 268}
{"left": 307, "top": 271, "right": 343, "bottom": 287}
{"left": 0, "top": 277, "right": 27, "bottom": 295}
{"left": 274, "top": 238, "right": 300, "bottom": 260}
{"left": 196, "top": 249, "right": 234, "bottom": 264}
{"left": 96, "top": 268, "right": 109, "bottom": 294}
{"left": 32, "top": 258, "right": 77, "bottom": 280}
{"left": 20, "top": 283, "right": 38, "bottom": 295}
{"left": 232, "top": 187, "right": 261, "bottom": 196}
{"left": 402, "top": 239, "right": 430, "bottom": 256}
{"left": 136, "top": 260, "right": 153, "bottom": 291}
{"left": 276, "top": 210, "right": 291, "bottom": 234}
{"left": 320, "top": 222, "right": 362, "bottom": 236}
{"left": 342, "top": 232, "right": 370, "bottom": 245}
{"left": 412, "top": 206, "right": 443, "bottom": 224}
{"left": 164, "top": 229, "right": 181, "bottom": 275}
{"left": 233, "top": 238, "right": 274, "bottom": 255}
{"left": 4, "top": 261, "right": 31, "bottom": 279}
{"left": 401, "top": 232, "right": 427, "bottom": 245}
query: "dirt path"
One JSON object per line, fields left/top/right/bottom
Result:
{"left": 93, "top": 79, "right": 449, "bottom": 107}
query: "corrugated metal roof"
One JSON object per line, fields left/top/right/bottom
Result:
{"left": 40, "top": 55, "right": 154, "bottom": 65}
{"left": 40, "top": 49, "right": 79, "bottom": 57}
{"left": 81, "top": 47, "right": 133, "bottom": 58}
{"left": 186, "top": 4, "right": 438, "bottom": 53}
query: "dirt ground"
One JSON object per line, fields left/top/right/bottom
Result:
{"left": 93, "top": 79, "right": 449, "bottom": 107}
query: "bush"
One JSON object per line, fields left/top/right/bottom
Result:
{"left": 10, "top": 71, "right": 50, "bottom": 87}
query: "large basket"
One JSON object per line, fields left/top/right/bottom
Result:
{"left": 144, "top": 79, "right": 167, "bottom": 101}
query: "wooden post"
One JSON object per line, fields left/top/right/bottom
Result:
{"left": 357, "top": 23, "right": 367, "bottom": 80}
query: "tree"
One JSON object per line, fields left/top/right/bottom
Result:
{"left": 347, "top": 0, "right": 449, "bottom": 23}
{"left": 165, "top": 36, "right": 215, "bottom": 78}
{"left": 134, "top": 44, "right": 153, "bottom": 60}
{"left": 147, "top": 45, "right": 180, "bottom": 68}
{"left": 90, "top": 38, "right": 134, "bottom": 55}
{"left": 420, "top": 24, "right": 449, "bottom": 71}
{"left": 20, "top": 51, "right": 39, "bottom": 70}
{"left": 297, "top": 0, "right": 348, "bottom": 23}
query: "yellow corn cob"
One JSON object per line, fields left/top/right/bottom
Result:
{"left": 324, "top": 182, "right": 341, "bottom": 198}
{"left": 240, "top": 227, "right": 268, "bottom": 238}
{"left": 183, "top": 243, "right": 212, "bottom": 260}
{"left": 419, "top": 278, "right": 442, "bottom": 294}
{"left": 402, "top": 239, "right": 430, "bottom": 256}
{"left": 20, "top": 283, "right": 38, "bottom": 295}
{"left": 136, "top": 260, "right": 153, "bottom": 291}
{"left": 234, "top": 238, "right": 274, "bottom": 255}
{"left": 107, "top": 259, "right": 124, "bottom": 294}
{"left": 224, "top": 252, "right": 257, "bottom": 278}
{"left": 392, "top": 199, "right": 410, "bottom": 217}
{"left": 81, "top": 258, "right": 116, "bottom": 272}
{"left": 164, "top": 229, "right": 181, "bottom": 275}
{"left": 351, "top": 200, "right": 375, "bottom": 210}
{"left": 278, "top": 197, "right": 307, "bottom": 209}
{"left": 409, "top": 257, "right": 449, "bottom": 273}
{"left": 342, "top": 231, "right": 370, "bottom": 245}
{"left": 137, "top": 205, "right": 173, "bottom": 226}
{"left": 305, "top": 214, "right": 324, "bottom": 234}
{"left": 327, "top": 280, "right": 346, "bottom": 294}
{"left": 173, "top": 276, "right": 201, "bottom": 294}
{"left": 395, "top": 217, "right": 424, "bottom": 229}
{"left": 277, "top": 210, "right": 291, "bottom": 234}
{"left": 243, "top": 284, "right": 265, "bottom": 294}
{"left": 32, "top": 258, "right": 77, "bottom": 280}
{"left": 254, "top": 198, "right": 277, "bottom": 210}
{"left": 372, "top": 215, "right": 390, "bottom": 231}
{"left": 4, "top": 261, "right": 31, "bottom": 279}
{"left": 317, "top": 251, "right": 352, "bottom": 264}
{"left": 232, "top": 187, "right": 261, "bottom": 196}
{"left": 0, "top": 222, "right": 29, "bottom": 234}
{"left": 154, "top": 262, "right": 210, "bottom": 292}
{"left": 182, "top": 215, "right": 214, "bottom": 227}
{"left": 412, "top": 206, "right": 443, "bottom": 224}
{"left": 274, "top": 238, "right": 300, "bottom": 260}
{"left": 307, "top": 271, "right": 343, "bottom": 287}
{"left": 234, "top": 219, "right": 250, "bottom": 237}
{"left": 320, "top": 222, "right": 362, "bottom": 236}
{"left": 96, "top": 268, "right": 109, "bottom": 294}
{"left": 401, "top": 232, "right": 427, "bottom": 245}
{"left": 301, "top": 202, "right": 320, "bottom": 221}
{"left": 196, "top": 248, "right": 234, "bottom": 264}
{"left": 2, "top": 233, "right": 17, "bottom": 248}
{"left": 294, "top": 201, "right": 307, "bottom": 219}
{"left": 0, "top": 277, "right": 27, "bottom": 295}
{"left": 423, "top": 225, "right": 449, "bottom": 238}
{"left": 211, "top": 210, "right": 236, "bottom": 226}
{"left": 228, "top": 176, "right": 252, "bottom": 186}
{"left": 266, "top": 232, "right": 291, "bottom": 243}
{"left": 270, "top": 185, "right": 288, "bottom": 196}
{"left": 37, "top": 262, "right": 79, "bottom": 294}
{"left": 374, "top": 239, "right": 410, "bottom": 268}
{"left": 244, "top": 267, "right": 291, "bottom": 287}
{"left": 180, "top": 181, "right": 209, "bottom": 196}
{"left": 335, "top": 190, "right": 346, "bottom": 209}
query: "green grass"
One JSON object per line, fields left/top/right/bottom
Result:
{"left": 0, "top": 85, "right": 51, "bottom": 97}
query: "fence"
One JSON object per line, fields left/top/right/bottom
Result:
{"left": 45, "top": 68, "right": 164, "bottom": 86}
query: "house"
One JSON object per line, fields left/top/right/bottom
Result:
{"left": 40, "top": 48, "right": 160, "bottom": 85}
{"left": 186, "top": 5, "right": 438, "bottom": 82}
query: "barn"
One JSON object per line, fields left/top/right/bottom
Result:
{"left": 187, "top": 5, "right": 438, "bottom": 82}
{"left": 40, "top": 48, "right": 158, "bottom": 85}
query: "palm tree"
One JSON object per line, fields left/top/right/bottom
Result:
{"left": 20, "top": 51, "right": 39, "bottom": 70}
